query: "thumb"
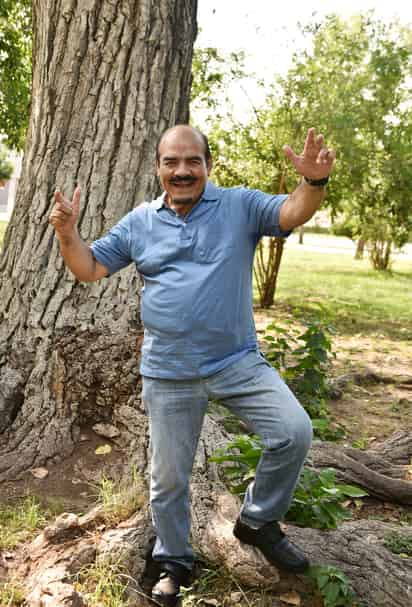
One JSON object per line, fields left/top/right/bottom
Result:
{"left": 72, "top": 185, "right": 81, "bottom": 215}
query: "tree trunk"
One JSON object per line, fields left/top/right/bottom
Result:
{"left": 310, "top": 432, "right": 412, "bottom": 505}
{"left": 254, "top": 237, "right": 285, "bottom": 308}
{"left": 369, "top": 239, "right": 392, "bottom": 270}
{"left": 298, "top": 225, "right": 304, "bottom": 244}
{"left": 0, "top": 0, "right": 198, "bottom": 481}
{"left": 354, "top": 238, "right": 365, "bottom": 259}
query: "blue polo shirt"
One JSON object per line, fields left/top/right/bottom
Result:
{"left": 90, "top": 181, "right": 290, "bottom": 379}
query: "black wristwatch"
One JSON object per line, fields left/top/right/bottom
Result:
{"left": 304, "top": 175, "right": 329, "bottom": 186}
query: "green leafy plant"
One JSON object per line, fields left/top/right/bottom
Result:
{"left": 264, "top": 320, "right": 334, "bottom": 418}
{"left": 263, "top": 318, "right": 345, "bottom": 440}
{"left": 210, "top": 434, "right": 262, "bottom": 495}
{"left": 287, "top": 468, "right": 367, "bottom": 529}
{"left": 308, "top": 565, "right": 359, "bottom": 607}
{"left": 210, "top": 436, "right": 367, "bottom": 529}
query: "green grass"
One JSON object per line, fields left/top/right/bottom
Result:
{"left": 0, "top": 496, "right": 48, "bottom": 550}
{"left": 0, "top": 580, "right": 25, "bottom": 606}
{"left": 267, "top": 246, "right": 412, "bottom": 340}
{"left": 92, "top": 466, "right": 146, "bottom": 525}
{"left": 74, "top": 556, "right": 132, "bottom": 607}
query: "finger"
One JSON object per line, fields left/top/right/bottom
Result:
{"left": 72, "top": 185, "right": 81, "bottom": 214}
{"left": 50, "top": 210, "right": 71, "bottom": 223}
{"left": 303, "top": 128, "right": 316, "bottom": 155}
{"left": 318, "top": 147, "right": 329, "bottom": 161}
{"left": 283, "top": 144, "right": 300, "bottom": 164}
{"left": 328, "top": 149, "right": 336, "bottom": 162}
{"left": 54, "top": 190, "right": 71, "bottom": 207}
{"left": 55, "top": 202, "right": 73, "bottom": 215}
{"left": 316, "top": 134, "right": 324, "bottom": 147}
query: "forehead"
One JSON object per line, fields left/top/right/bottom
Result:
{"left": 158, "top": 129, "right": 205, "bottom": 159}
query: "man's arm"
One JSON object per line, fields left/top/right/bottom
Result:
{"left": 49, "top": 187, "right": 109, "bottom": 282}
{"left": 279, "top": 127, "right": 335, "bottom": 232}
{"left": 279, "top": 179, "right": 326, "bottom": 232}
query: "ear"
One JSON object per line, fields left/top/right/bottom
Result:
{"left": 156, "top": 161, "right": 161, "bottom": 177}
{"left": 207, "top": 158, "right": 213, "bottom": 176}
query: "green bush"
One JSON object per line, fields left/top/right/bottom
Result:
{"left": 263, "top": 319, "right": 345, "bottom": 440}
{"left": 210, "top": 436, "right": 367, "bottom": 529}
{"left": 287, "top": 468, "right": 367, "bottom": 529}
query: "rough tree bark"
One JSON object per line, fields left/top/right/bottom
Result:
{"left": 0, "top": 0, "right": 198, "bottom": 481}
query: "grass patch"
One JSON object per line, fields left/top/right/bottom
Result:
{"left": 0, "top": 494, "right": 67, "bottom": 550}
{"left": 0, "top": 496, "right": 48, "bottom": 550}
{"left": 74, "top": 555, "right": 132, "bottom": 607}
{"left": 93, "top": 466, "right": 146, "bottom": 525}
{"left": 0, "top": 580, "right": 25, "bottom": 606}
{"left": 261, "top": 243, "right": 412, "bottom": 340}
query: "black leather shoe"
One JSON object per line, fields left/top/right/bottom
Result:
{"left": 141, "top": 536, "right": 161, "bottom": 592}
{"left": 151, "top": 562, "right": 191, "bottom": 607}
{"left": 233, "top": 517, "right": 309, "bottom": 573}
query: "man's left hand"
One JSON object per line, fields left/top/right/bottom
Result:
{"left": 283, "top": 127, "right": 336, "bottom": 180}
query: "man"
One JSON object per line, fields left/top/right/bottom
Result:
{"left": 49, "top": 125, "right": 335, "bottom": 606}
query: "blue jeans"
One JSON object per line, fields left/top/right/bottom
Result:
{"left": 142, "top": 351, "right": 312, "bottom": 570}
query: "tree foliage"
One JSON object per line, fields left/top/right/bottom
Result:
{"left": 200, "top": 14, "right": 411, "bottom": 271}
{"left": 0, "top": 144, "right": 13, "bottom": 181}
{"left": 0, "top": 0, "right": 32, "bottom": 150}
{"left": 280, "top": 13, "right": 412, "bottom": 268}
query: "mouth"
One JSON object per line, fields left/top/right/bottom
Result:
{"left": 170, "top": 179, "right": 197, "bottom": 189}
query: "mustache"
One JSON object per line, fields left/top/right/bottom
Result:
{"left": 170, "top": 176, "right": 197, "bottom": 185}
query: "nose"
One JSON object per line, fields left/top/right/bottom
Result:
{"left": 174, "top": 160, "right": 192, "bottom": 176}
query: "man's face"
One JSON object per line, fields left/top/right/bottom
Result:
{"left": 156, "top": 128, "right": 212, "bottom": 207}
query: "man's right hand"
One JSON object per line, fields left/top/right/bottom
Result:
{"left": 49, "top": 186, "right": 81, "bottom": 240}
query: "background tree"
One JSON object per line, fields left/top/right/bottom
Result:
{"left": 279, "top": 13, "right": 412, "bottom": 269}
{"left": 0, "top": 144, "right": 14, "bottom": 183}
{"left": 0, "top": 0, "right": 198, "bottom": 481}
{"left": 208, "top": 108, "right": 296, "bottom": 307}
{"left": 0, "top": 0, "right": 32, "bottom": 150}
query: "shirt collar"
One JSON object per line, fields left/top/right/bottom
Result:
{"left": 151, "top": 180, "right": 220, "bottom": 211}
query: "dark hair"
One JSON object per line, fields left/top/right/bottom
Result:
{"left": 156, "top": 125, "right": 212, "bottom": 164}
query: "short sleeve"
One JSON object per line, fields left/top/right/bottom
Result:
{"left": 90, "top": 214, "right": 133, "bottom": 275}
{"left": 242, "top": 188, "right": 292, "bottom": 238}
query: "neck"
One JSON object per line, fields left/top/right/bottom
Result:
{"left": 166, "top": 195, "right": 197, "bottom": 217}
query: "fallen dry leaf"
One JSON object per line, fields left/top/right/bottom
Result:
{"left": 279, "top": 590, "right": 301, "bottom": 605}
{"left": 95, "top": 444, "right": 112, "bottom": 455}
{"left": 30, "top": 467, "right": 49, "bottom": 479}
{"left": 230, "top": 591, "right": 243, "bottom": 603}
